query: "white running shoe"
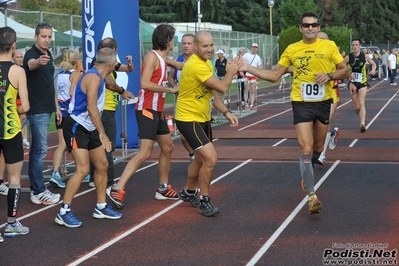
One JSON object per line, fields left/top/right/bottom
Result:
{"left": 30, "top": 189, "right": 61, "bottom": 205}
{"left": 317, "top": 154, "right": 326, "bottom": 166}
{"left": 0, "top": 183, "right": 9, "bottom": 196}
{"left": 23, "top": 139, "right": 30, "bottom": 149}
{"left": 328, "top": 127, "right": 340, "bottom": 150}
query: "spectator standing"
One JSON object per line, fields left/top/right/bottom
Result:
{"left": 243, "top": 43, "right": 261, "bottom": 110}
{"left": 388, "top": 49, "right": 397, "bottom": 86}
{"left": 23, "top": 22, "right": 61, "bottom": 205}
{"left": 215, "top": 50, "right": 227, "bottom": 80}
{"left": 381, "top": 49, "right": 389, "bottom": 81}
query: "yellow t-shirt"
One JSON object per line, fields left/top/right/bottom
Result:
{"left": 176, "top": 54, "right": 214, "bottom": 122}
{"left": 103, "top": 71, "right": 118, "bottom": 111}
{"left": 279, "top": 39, "right": 343, "bottom": 102}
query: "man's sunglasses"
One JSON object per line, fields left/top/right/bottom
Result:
{"left": 301, "top": 23, "right": 320, "bottom": 28}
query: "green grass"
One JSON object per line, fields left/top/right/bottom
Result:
{"left": 49, "top": 113, "right": 57, "bottom": 133}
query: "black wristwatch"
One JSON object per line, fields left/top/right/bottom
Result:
{"left": 327, "top": 73, "right": 333, "bottom": 80}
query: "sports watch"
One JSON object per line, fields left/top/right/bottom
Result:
{"left": 327, "top": 73, "right": 333, "bottom": 80}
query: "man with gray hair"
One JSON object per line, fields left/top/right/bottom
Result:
{"left": 55, "top": 48, "right": 122, "bottom": 228}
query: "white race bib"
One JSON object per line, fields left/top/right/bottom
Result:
{"left": 353, "top": 73, "right": 363, "bottom": 82}
{"left": 301, "top": 82, "right": 325, "bottom": 101}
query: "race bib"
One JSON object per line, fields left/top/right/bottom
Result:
{"left": 162, "top": 81, "right": 168, "bottom": 98}
{"left": 301, "top": 82, "right": 325, "bottom": 101}
{"left": 353, "top": 73, "right": 363, "bottom": 82}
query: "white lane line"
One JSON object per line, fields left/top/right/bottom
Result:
{"left": 67, "top": 159, "right": 252, "bottom": 266}
{"left": 272, "top": 139, "right": 287, "bottom": 147}
{"left": 349, "top": 89, "right": 399, "bottom": 147}
{"left": 0, "top": 162, "right": 160, "bottom": 229}
{"left": 246, "top": 160, "right": 340, "bottom": 266}
{"left": 238, "top": 109, "right": 292, "bottom": 131}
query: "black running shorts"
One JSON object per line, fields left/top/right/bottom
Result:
{"left": 175, "top": 120, "right": 212, "bottom": 151}
{"left": 135, "top": 109, "right": 169, "bottom": 141}
{"left": 292, "top": 99, "right": 331, "bottom": 125}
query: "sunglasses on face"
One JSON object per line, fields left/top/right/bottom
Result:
{"left": 301, "top": 23, "right": 320, "bottom": 28}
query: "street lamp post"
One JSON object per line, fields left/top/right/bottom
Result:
{"left": 268, "top": 0, "right": 274, "bottom": 36}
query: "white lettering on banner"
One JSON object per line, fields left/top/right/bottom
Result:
{"left": 84, "top": 0, "right": 95, "bottom": 70}
{"left": 301, "top": 82, "right": 325, "bottom": 101}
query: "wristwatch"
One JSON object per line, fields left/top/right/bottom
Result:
{"left": 327, "top": 73, "right": 333, "bottom": 80}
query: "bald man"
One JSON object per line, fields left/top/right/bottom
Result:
{"left": 175, "top": 31, "right": 241, "bottom": 217}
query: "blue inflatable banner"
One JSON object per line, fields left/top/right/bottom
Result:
{"left": 82, "top": 0, "right": 140, "bottom": 148}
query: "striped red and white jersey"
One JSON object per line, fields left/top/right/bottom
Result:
{"left": 136, "top": 50, "right": 168, "bottom": 112}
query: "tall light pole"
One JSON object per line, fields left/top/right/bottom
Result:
{"left": 268, "top": 0, "right": 274, "bottom": 36}
{"left": 197, "top": 0, "right": 202, "bottom": 32}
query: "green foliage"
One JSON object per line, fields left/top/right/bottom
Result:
{"left": 279, "top": 0, "right": 321, "bottom": 29}
{"left": 322, "top": 26, "right": 353, "bottom": 56}
{"left": 20, "top": 0, "right": 81, "bottom": 14}
{"left": 278, "top": 26, "right": 302, "bottom": 56}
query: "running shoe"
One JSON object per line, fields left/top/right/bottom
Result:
{"left": 49, "top": 172, "right": 66, "bottom": 188}
{"left": 178, "top": 188, "right": 200, "bottom": 208}
{"left": 308, "top": 194, "right": 323, "bottom": 215}
{"left": 82, "top": 174, "right": 90, "bottom": 183}
{"left": 155, "top": 184, "right": 179, "bottom": 200}
{"left": 88, "top": 181, "right": 95, "bottom": 188}
{"left": 328, "top": 127, "right": 340, "bottom": 150}
{"left": 4, "top": 220, "right": 29, "bottom": 237}
{"left": 360, "top": 124, "right": 366, "bottom": 133}
{"left": 317, "top": 154, "right": 326, "bottom": 166}
{"left": 30, "top": 189, "right": 60, "bottom": 205}
{"left": 0, "top": 183, "right": 8, "bottom": 196}
{"left": 108, "top": 186, "right": 125, "bottom": 209}
{"left": 23, "top": 139, "right": 30, "bottom": 149}
{"left": 93, "top": 205, "right": 122, "bottom": 219}
{"left": 55, "top": 211, "right": 82, "bottom": 228}
{"left": 199, "top": 196, "right": 220, "bottom": 217}
{"left": 0, "top": 233, "right": 3, "bottom": 243}
{"left": 250, "top": 105, "right": 256, "bottom": 110}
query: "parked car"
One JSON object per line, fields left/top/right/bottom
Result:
{"left": 366, "top": 46, "right": 380, "bottom": 53}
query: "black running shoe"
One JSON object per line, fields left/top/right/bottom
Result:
{"left": 199, "top": 196, "right": 220, "bottom": 217}
{"left": 178, "top": 188, "right": 200, "bottom": 208}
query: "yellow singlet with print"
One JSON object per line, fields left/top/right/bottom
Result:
{"left": 0, "top": 63, "right": 21, "bottom": 140}
{"left": 279, "top": 38, "right": 343, "bottom": 102}
{"left": 104, "top": 71, "right": 119, "bottom": 111}
{"left": 176, "top": 54, "right": 214, "bottom": 122}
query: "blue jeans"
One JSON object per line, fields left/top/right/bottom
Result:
{"left": 28, "top": 113, "right": 51, "bottom": 194}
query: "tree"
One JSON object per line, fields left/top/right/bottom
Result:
{"left": 279, "top": 0, "right": 321, "bottom": 29}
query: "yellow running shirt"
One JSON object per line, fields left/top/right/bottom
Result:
{"left": 279, "top": 38, "right": 343, "bottom": 102}
{"left": 176, "top": 54, "right": 214, "bottom": 122}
